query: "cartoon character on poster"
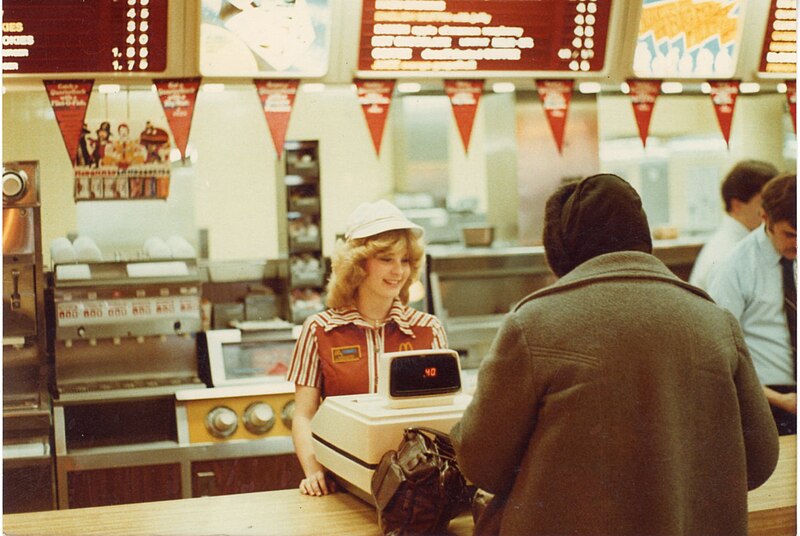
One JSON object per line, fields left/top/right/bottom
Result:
{"left": 73, "top": 120, "right": 172, "bottom": 201}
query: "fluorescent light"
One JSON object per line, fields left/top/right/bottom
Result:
{"left": 397, "top": 82, "right": 421, "bottom": 93}
{"left": 98, "top": 84, "right": 121, "bottom": 94}
{"left": 202, "top": 83, "right": 225, "bottom": 93}
{"left": 660, "top": 82, "right": 683, "bottom": 94}
{"left": 777, "top": 82, "right": 788, "bottom": 94}
{"left": 578, "top": 82, "right": 601, "bottom": 94}
{"left": 739, "top": 82, "right": 760, "bottom": 94}
{"left": 700, "top": 82, "right": 711, "bottom": 94}
{"left": 302, "top": 83, "right": 326, "bottom": 93}
{"left": 620, "top": 82, "right": 630, "bottom": 94}
{"left": 492, "top": 82, "right": 516, "bottom": 94}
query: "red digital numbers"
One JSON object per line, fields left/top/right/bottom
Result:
{"left": 423, "top": 367, "right": 437, "bottom": 378}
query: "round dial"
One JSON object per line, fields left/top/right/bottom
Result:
{"left": 3, "top": 170, "right": 28, "bottom": 201}
{"left": 281, "top": 400, "right": 295, "bottom": 430}
{"left": 243, "top": 402, "right": 276, "bottom": 434}
{"left": 205, "top": 406, "right": 238, "bottom": 438}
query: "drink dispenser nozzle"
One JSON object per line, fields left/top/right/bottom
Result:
{"left": 10, "top": 269, "right": 21, "bottom": 309}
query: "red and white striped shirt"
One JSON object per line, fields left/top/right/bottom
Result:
{"left": 286, "top": 299, "right": 448, "bottom": 397}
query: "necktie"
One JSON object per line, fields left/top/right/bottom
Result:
{"left": 780, "top": 257, "right": 797, "bottom": 371}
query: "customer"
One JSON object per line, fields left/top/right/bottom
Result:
{"left": 286, "top": 200, "right": 448, "bottom": 496}
{"left": 451, "top": 174, "right": 779, "bottom": 536}
{"left": 708, "top": 173, "right": 797, "bottom": 435}
{"left": 690, "top": 160, "right": 778, "bottom": 290}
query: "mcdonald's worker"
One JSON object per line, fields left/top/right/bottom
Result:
{"left": 286, "top": 200, "right": 448, "bottom": 497}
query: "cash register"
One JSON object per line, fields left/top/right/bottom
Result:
{"left": 310, "top": 349, "right": 471, "bottom": 503}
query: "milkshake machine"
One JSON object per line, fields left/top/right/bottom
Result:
{"left": 2, "top": 161, "right": 56, "bottom": 512}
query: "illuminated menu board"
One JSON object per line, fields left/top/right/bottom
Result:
{"left": 2, "top": 0, "right": 168, "bottom": 75}
{"left": 358, "top": 0, "right": 612, "bottom": 74}
{"left": 759, "top": 0, "right": 796, "bottom": 75}
{"left": 633, "top": 0, "right": 743, "bottom": 79}
{"left": 199, "top": 0, "right": 332, "bottom": 77}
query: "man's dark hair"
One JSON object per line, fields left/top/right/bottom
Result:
{"left": 761, "top": 173, "right": 796, "bottom": 229}
{"left": 721, "top": 160, "right": 778, "bottom": 212}
{"left": 543, "top": 173, "right": 652, "bottom": 277}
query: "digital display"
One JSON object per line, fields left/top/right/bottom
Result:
{"left": 2, "top": 0, "right": 168, "bottom": 74}
{"left": 758, "top": 0, "right": 796, "bottom": 75}
{"left": 390, "top": 353, "right": 461, "bottom": 397}
{"left": 358, "top": 0, "right": 611, "bottom": 74}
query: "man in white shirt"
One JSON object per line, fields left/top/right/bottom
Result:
{"left": 708, "top": 173, "right": 796, "bottom": 435}
{"left": 690, "top": 160, "right": 778, "bottom": 290}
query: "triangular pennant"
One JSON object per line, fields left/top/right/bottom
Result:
{"left": 254, "top": 79, "right": 300, "bottom": 159}
{"left": 627, "top": 79, "right": 661, "bottom": 148}
{"left": 153, "top": 78, "right": 201, "bottom": 162}
{"left": 43, "top": 80, "right": 94, "bottom": 165}
{"left": 444, "top": 80, "right": 484, "bottom": 153}
{"left": 355, "top": 79, "right": 395, "bottom": 156}
{"left": 708, "top": 80, "right": 740, "bottom": 148}
{"left": 535, "top": 80, "right": 574, "bottom": 154}
{"left": 786, "top": 79, "right": 796, "bottom": 133}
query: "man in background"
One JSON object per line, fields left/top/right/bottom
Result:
{"left": 690, "top": 160, "right": 778, "bottom": 290}
{"left": 452, "top": 173, "right": 778, "bottom": 536}
{"left": 708, "top": 173, "right": 797, "bottom": 435}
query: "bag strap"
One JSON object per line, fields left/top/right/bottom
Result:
{"left": 404, "top": 426, "right": 458, "bottom": 459}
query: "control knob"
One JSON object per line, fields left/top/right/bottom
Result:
{"left": 2, "top": 169, "right": 27, "bottom": 202}
{"left": 205, "top": 406, "right": 238, "bottom": 438}
{"left": 243, "top": 402, "right": 275, "bottom": 434}
{"left": 281, "top": 400, "right": 295, "bottom": 430}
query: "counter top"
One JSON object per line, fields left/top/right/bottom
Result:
{"left": 4, "top": 435, "right": 794, "bottom": 536}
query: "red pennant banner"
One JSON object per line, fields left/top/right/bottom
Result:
{"left": 355, "top": 79, "right": 395, "bottom": 156}
{"left": 153, "top": 78, "right": 201, "bottom": 162}
{"left": 444, "top": 79, "right": 484, "bottom": 153}
{"left": 708, "top": 80, "right": 740, "bottom": 148}
{"left": 254, "top": 79, "right": 299, "bottom": 159}
{"left": 627, "top": 79, "right": 661, "bottom": 148}
{"left": 43, "top": 80, "right": 94, "bottom": 165}
{"left": 786, "top": 79, "right": 796, "bottom": 133}
{"left": 536, "top": 80, "right": 574, "bottom": 154}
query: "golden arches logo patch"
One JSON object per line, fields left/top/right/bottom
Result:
{"left": 398, "top": 342, "right": 414, "bottom": 352}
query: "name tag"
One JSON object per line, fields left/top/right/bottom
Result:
{"left": 332, "top": 345, "right": 362, "bottom": 363}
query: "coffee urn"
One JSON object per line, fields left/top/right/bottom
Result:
{"left": 2, "top": 161, "right": 56, "bottom": 512}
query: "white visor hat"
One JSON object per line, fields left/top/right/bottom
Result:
{"left": 344, "top": 199, "right": 424, "bottom": 240}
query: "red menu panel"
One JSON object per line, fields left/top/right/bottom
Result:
{"left": 759, "top": 0, "right": 796, "bottom": 75}
{"left": 358, "top": 0, "right": 611, "bottom": 73}
{"left": 2, "top": 0, "right": 168, "bottom": 74}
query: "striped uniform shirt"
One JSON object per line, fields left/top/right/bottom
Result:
{"left": 286, "top": 299, "right": 448, "bottom": 397}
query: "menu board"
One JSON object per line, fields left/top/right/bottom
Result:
{"left": 358, "top": 0, "right": 612, "bottom": 74}
{"left": 758, "top": 0, "right": 796, "bottom": 75}
{"left": 633, "top": 0, "right": 743, "bottom": 79}
{"left": 2, "top": 0, "right": 168, "bottom": 74}
{"left": 200, "top": 0, "right": 332, "bottom": 77}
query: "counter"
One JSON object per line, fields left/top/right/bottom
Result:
{"left": 4, "top": 435, "right": 794, "bottom": 536}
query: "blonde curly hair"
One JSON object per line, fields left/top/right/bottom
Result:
{"left": 325, "top": 229, "right": 425, "bottom": 309}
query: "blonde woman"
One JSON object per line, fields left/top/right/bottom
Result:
{"left": 286, "top": 200, "right": 448, "bottom": 496}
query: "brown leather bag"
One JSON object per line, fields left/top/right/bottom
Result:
{"left": 371, "top": 427, "right": 470, "bottom": 536}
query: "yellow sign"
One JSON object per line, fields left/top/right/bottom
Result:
{"left": 398, "top": 342, "right": 413, "bottom": 352}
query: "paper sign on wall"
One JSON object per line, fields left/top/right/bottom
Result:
{"left": 536, "top": 80, "right": 574, "bottom": 154}
{"left": 708, "top": 80, "right": 740, "bottom": 148}
{"left": 444, "top": 80, "right": 484, "bottom": 153}
{"left": 627, "top": 79, "right": 661, "bottom": 148}
{"left": 72, "top": 119, "right": 172, "bottom": 201}
{"left": 355, "top": 79, "right": 395, "bottom": 156}
{"left": 255, "top": 79, "right": 299, "bottom": 159}
{"left": 153, "top": 78, "right": 201, "bottom": 162}
{"left": 786, "top": 79, "right": 796, "bottom": 133}
{"left": 43, "top": 80, "right": 94, "bottom": 165}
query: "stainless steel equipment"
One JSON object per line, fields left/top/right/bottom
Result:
{"left": 2, "top": 160, "right": 56, "bottom": 513}
{"left": 51, "top": 259, "right": 205, "bottom": 509}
